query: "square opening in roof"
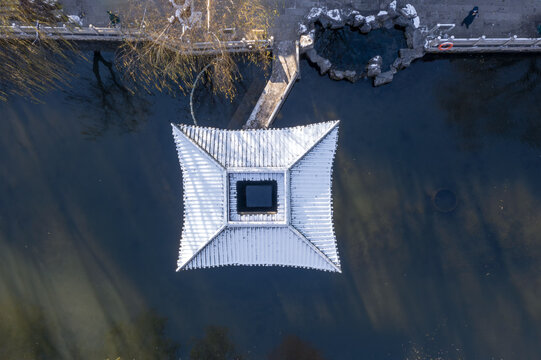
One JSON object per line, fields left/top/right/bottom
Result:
{"left": 236, "top": 180, "right": 277, "bottom": 214}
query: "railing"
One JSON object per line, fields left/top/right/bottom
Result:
{"left": 426, "top": 35, "right": 541, "bottom": 53}
{"left": 0, "top": 24, "right": 274, "bottom": 54}
{"left": 423, "top": 24, "right": 541, "bottom": 53}
{"left": 0, "top": 24, "right": 134, "bottom": 39}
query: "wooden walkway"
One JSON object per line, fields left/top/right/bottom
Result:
{"left": 244, "top": 41, "right": 300, "bottom": 129}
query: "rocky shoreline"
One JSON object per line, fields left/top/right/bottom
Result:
{"left": 297, "top": 1, "right": 426, "bottom": 86}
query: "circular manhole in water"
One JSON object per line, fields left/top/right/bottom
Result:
{"left": 432, "top": 189, "right": 457, "bottom": 213}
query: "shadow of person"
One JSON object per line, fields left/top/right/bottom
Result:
{"left": 461, "top": 6, "right": 479, "bottom": 29}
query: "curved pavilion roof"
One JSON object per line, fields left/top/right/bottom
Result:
{"left": 172, "top": 121, "right": 341, "bottom": 272}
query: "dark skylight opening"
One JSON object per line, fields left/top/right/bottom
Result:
{"left": 236, "top": 180, "right": 277, "bottom": 214}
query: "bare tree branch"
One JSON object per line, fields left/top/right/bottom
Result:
{"left": 0, "top": 0, "right": 78, "bottom": 102}
{"left": 117, "top": 0, "right": 275, "bottom": 100}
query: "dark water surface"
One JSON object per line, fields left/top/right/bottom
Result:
{"left": 314, "top": 25, "right": 408, "bottom": 72}
{"left": 1, "top": 53, "right": 541, "bottom": 359}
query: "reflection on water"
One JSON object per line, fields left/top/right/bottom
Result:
{"left": 62, "top": 51, "right": 151, "bottom": 139}
{"left": 1, "top": 51, "right": 541, "bottom": 359}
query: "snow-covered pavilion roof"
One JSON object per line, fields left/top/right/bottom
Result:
{"left": 172, "top": 121, "right": 341, "bottom": 272}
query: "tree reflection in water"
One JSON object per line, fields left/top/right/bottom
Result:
{"left": 64, "top": 51, "right": 151, "bottom": 140}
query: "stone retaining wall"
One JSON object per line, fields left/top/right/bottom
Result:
{"left": 297, "top": 1, "right": 426, "bottom": 86}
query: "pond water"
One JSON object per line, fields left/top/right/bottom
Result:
{"left": 1, "top": 50, "right": 541, "bottom": 359}
{"left": 314, "top": 25, "right": 408, "bottom": 72}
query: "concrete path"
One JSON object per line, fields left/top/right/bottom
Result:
{"left": 60, "top": 0, "right": 129, "bottom": 28}
{"left": 60, "top": 0, "right": 541, "bottom": 41}
{"left": 271, "top": 0, "right": 540, "bottom": 40}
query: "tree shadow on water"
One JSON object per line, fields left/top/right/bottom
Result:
{"left": 0, "top": 305, "right": 181, "bottom": 360}
{"left": 64, "top": 51, "right": 151, "bottom": 140}
{"left": 0, "top": 302, "right": 64, "bottom": 360}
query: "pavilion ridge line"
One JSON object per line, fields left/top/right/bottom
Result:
{"left": 172, "top": 121, "right": 341, "bottom": 272}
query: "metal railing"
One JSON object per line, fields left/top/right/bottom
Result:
{"left": 0, "top": 24, "right": 274, "bottom": 54}
{"left": 0, "top": 24, "right": 134, "bottom": 40}
{"left": 423, "top": 24, "right": 541, "bottom": 53}
{"left": 426, "top": 35, "right": 541, "bottom": 53}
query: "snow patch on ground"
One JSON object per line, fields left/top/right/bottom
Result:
{"left": 67, "top": 15, "right": 83, "bottom": 26}
{"left": 307, "top": 7, "right": 324, "bottom": 21}
{"left": 400, "top": 4, "right": 417, "bottom": 19}
{"left": 326, "top": 9, "right": 341, "bottom": 21}
{"left": 300, "top": 30, "right": 315, "bottom": 48}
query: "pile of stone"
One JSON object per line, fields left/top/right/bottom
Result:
{"left": 298, "top": 1, "right": 426, "bottom": 87}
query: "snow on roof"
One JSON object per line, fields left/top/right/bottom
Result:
{"left": 172, "top": 121, "right": 341, "bottom": 272}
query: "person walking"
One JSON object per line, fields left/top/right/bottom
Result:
{"left": 107, "top": 10, "right": 121, "bottom": 28}
{"left": 461, "top": 6, "right": 479, "bottom": 29}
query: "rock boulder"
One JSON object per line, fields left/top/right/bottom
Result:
{"left": 374, "top": 70, "right": 394, "bottom": 86}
